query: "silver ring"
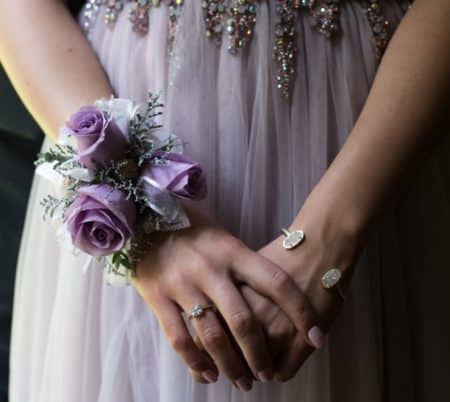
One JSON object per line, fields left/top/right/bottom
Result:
{"left": 187, "top": 304, "right": 217, "bottom": 320}
{"left": 321, "top": 268, "right": 346, "bottom": 301}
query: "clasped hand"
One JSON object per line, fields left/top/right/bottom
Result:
{"left": 133, "top": 208, "right": 357, "bottom": 391}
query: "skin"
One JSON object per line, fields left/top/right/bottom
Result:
{"left": 132, "top": 207, "right": 321, "bottom": 390}
{"left": 1, "top": 0, "right": 449, "bottom": 392}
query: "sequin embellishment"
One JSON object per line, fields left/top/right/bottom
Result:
{"left": 80, "top": 0, "right": 103, "bottom": 39}
{"left": 273, "top": 0, "right": 342, "bottom": 99}
{"left": 360, "top": 0, "right": 391, "bottom": 59}
{"left": 273, "top": 0, "right": 299, "bottom": 100}
{"left": 128, "top": 0, "right": 152, "bottom": 34}
{"left": 80, "top": 0, "right": 399, "bottom": 100}
{"left": 201, "top": 0, "right": 226, "bottom": 44}
{"left": 273, "top": 0, "right": 393, "bottom": 99}
{"left": 104, "top": 0, "right": 125, "bottom": 25}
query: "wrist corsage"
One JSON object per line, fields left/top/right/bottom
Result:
{"left": 35, "top": 92, "right": 207, "bottom": 285}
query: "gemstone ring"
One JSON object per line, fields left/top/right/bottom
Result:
{"left": 187, "top": 304, "right": 217, "bottom": 320}
{"left": 321, "top": 268, "right": 346, "bottom": 301}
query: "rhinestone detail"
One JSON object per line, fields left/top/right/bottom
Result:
{"left": 80, "top": 0, "right": 104, "bottom": 40}
{"left": 104, "top": 0, "right": 125, "bottom": 25}
{"left": 281, "top": 228, "right": 305, "bottom": 249}
{"left": 224, "top": 0, "right": 258, "bottom": 55}
{"left": 359, "top": 0, "right": 392, "bottom": 59}
{"left": 80, "top": 0, "right": 397, "bottom": 100}
{"left": 309, "top": 0, "right": 341, "bottom": 38}
{"left": 321, "top": 268, "right": 342, "bottom": 289}
{"left": 190, "top": 304, "right": 204, "bottom": 318}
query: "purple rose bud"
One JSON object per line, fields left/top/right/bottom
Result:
{"left": 64, "top": 105, "right": 128, "bottom": 169}
{"left": 141, "top": 152, "right": 207, "bottom": 200}
{"left": 65, "top": 184, "right": 136, "bottom": 257}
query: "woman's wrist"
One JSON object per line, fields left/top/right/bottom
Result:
{"left": 283, "top": 180, "right": 370, "bottom": 284}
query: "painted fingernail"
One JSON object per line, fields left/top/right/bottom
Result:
{"left": 307, "top": 326, "right": 325, "bottom": 349}
{"left": 202, "top": 370, "right": 218, "bottom": 383}
{"left": 258, "top": 369, "right": 273, "bottom": 383}
{"left": 235, "top": 377, "right": 252, "bottom": 392}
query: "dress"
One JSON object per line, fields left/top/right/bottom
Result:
{"left": 9, "top": 1, "right": 450, "bottom": 401}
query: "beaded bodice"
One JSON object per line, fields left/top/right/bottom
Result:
{"left": 80, "top": 0, "right": 412, "bottom": 100}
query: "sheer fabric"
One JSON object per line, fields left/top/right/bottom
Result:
{"left": 10, "top": 2, "right": 450, "bottom": 401}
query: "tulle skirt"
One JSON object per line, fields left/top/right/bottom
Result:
{"left": 9, "top": 1, "right": 450, "bottom": 401}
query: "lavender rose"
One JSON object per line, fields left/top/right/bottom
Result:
{"left": 141, "top": 152, "right": 207, "bottom": 200}
{"left": 65, "top": 184, "right": 136, "bottom": 257}
{"left": 64, "top": 105, "right": 128, "bottom": 169}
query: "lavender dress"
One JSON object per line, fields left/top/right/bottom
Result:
{"left": 10, "top": 1, "right": 450, "bottom": 401}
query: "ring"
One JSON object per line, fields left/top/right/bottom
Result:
{"left": 280, "top": 227, "right": 305, "bottom": 250}
{"left": 321, "top": 268, "right": 346, "bottom": 301}
{"left": 187, "top": 304, "right": 217, "bottom": 320}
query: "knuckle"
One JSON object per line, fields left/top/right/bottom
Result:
{"left": 190, "top": 252, "right": 224, "bottom": 278}
{"left": 168, "top": 270, "right": 187, "bottom": 289}
{"left": 222, "top": 235, "right": 246, "bottom": 262}
{"left": 294, "top": 300, "right": 313, "bottom": 329}
{"left": 202, "top": 326, "right": 226, "bottom": 350}
{"left": 270, "top": 269, "right": 291, "bottom": 293}
{"left": 192, "top": 252, "right": 212, "bottom": 273}
{"left": 224, "top": 235, "right": 244, "bottom": 253}
{"left": 229, "top": 310, "right": 254, "bottom": 338}
{"left": 267, "top": 323, "right": 294, "bottom": 344}
{"left": 169, "top": 333, "right": 192, "bottom": 353}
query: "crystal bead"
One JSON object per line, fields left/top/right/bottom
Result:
{"left": 281, "top": 229, "right": 305, "bottom": 250}
{"left": 79, "top": 0, "right": 394, "bottom": 102}
{"left": 191, "top": 305, "right": 203, "bottom": 318}
{"left": 321, "top": 268, "right": 342, "bottom": 289}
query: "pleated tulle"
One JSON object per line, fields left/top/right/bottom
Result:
{"left": 9, "top": 1, "right": 450, "bottom": 401}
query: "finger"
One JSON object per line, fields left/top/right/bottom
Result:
{"left": 152, "top": 297, "right": 219, "bottom": 384}
{"left": 192, "top": 322, "right": 252, "bottom": 385}
{"left": 189, "top": 368, "right": 209, "bottom": 384}
{"left": 265, "top": 315, "right": 297, "bottom": 358}
{"left": 273, "top": 334, "right": 315, "bottom": 382}
{"left": 201, "top": 277, "right": 274, "bottom": 383}
{"left": 188, "top": 336, "right": 222, "bottom": 384}
{"left": 179, "top": 289, "right": 254, "bottom": 392}
{"left": 193, "top": 334, "right": 205, "bottom": 351}
{"left": 233, "top": 251, "right": 325, "bottom": 348}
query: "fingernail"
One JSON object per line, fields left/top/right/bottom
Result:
{"left": 307, "top": 326, "right": 325, "bottom": 349}
{"left": 235, "top": 377, "right": 252, "bottom": 392}
{"left": 258, "top": 369, "right": 273, "bottom": 383}
{"left": 202, "top": 370, "right": 218, "bottom": 383}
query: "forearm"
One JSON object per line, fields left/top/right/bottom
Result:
{"left": 294, "top": 0, "right": 450, "bottom": 245}
{"left": 0, "top": 0, "right": 113, "bottom": 142}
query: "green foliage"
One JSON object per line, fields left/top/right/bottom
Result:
{"left": 111, "top": 250, "right": 133, "bottom": 270}
{"left": 35, "top": 144, "right": 77, "bottom": 169}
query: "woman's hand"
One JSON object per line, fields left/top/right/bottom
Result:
{"left": 184, "top": 190, "right": 364, "bottom": 384}
{"left": 256, "top": 195, "right": 364, "bottom": 380}
{"left": 132, "top": 208, "right": 320, "bottom": 391}
{"left": 222, "top": 205, "right": 361, "bottom": 382}
{"left": 188, "top": 285, "right": 306, "bottom": 383}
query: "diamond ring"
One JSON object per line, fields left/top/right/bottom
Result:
{"left": 321, "top": 268, "right": 346, "bottom": 301}
{"left": 280, "top": 227, "right": 305, "bottom": 250}
{"left": 187, "top": 304, "right": 217, "bottom": 320}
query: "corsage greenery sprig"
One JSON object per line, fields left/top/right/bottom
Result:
{"left": 35, "top": 92, "right": 207, "bottom": 285}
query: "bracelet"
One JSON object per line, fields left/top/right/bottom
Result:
{"left": 35, "top": 91, "right": 207, "bottom": 286}
{"left": 280, "top": 227, "right": 305, "bottom": 250}
{"left": 321, "top": 268, "right": 346, "bottom": 301}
